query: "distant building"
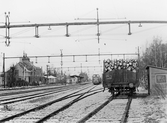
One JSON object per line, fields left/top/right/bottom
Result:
{"left": 44, "top": 75, "right": 56, "bottom": 84}
{"left": 70, "top": 75, "right": 84, "bottom": 84}
{"left": 14, "top": 53, "right": 43, "bottom": 84}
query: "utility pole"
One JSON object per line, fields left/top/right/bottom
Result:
{"left": 98, "top": 48, "right": 100, "bottom": 64}
{"left": 46, "top": 65, "right": 49, "bottom": 84}
{"left": 60, "top": 49, "right": 63, "bottom": 83}
{"left": 160, "top": 47, "right": 163, "bottom": 67}
{"left": 3, "top": 53, "right": 5, "bottom": 88}
{"left": 155, "top": 46, "right": 157, "bottom": 67}
{"left": 96, "top": 8, "right": 100, "bottom": 43}
{"left": 80, "top": 63, "right": 82, "bottom": 73}
{"left": 76, "top": 8, "right": 100, "bottom": 44}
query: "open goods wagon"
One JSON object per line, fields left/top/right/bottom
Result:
{"left": 102, "top": 54, "right": 139, "bottom": 95}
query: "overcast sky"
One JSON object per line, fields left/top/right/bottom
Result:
{"left": 0, "top": 0, "right": 167, "bottom": 75}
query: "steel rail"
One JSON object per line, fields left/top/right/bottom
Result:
{"left": 120, "top": 97, "right": 132, "bottom": 123}
{"left": 0, "top": 85, "right": 92, "bottom": 123}
{"left": 0, "top": 83, "right": 63, "bottom": 91}
{"left": 0, "top": 85, "right": 67, "bottom": 97}
{"left": 58, "top": 88, "right": 103, "bottom": 102}
{"left": 0, "top": 87, "right": 72, "bottom": 105}
{"left": 0, "top": 84, "right": 80, "bottom": 97}
{"left": 35, "top": 85, "right": 99, "bottom": 123}
{"left": 0, "top": 87, "right": 103, "bottom": 105}
{"left": 76, "top": 95, "right": 114, "bottom": 123}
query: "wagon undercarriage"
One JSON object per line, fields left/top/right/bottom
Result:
{"left": 108, "top": 86, "right": 136, "bottom": 96}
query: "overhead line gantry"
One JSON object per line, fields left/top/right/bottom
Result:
{"left": 1, "top": 11, "right": 167, "bottom": 46}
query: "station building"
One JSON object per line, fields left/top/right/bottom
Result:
{"left": 14, "top": 53, "right": 43, "bottom": 84}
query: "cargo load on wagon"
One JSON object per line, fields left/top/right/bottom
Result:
{"left": 102, "top": 58, "right": 139, "bottom": 95}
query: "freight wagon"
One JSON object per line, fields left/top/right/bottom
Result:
{"left": 102, "top": 54, "right": 139, "bottom": 95}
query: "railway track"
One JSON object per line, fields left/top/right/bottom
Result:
{"left": 1, "top": 84, "right": 134, "bottom": 123}
{"left": 77, "top": 95, "right": 115, "bottom": 123}
{"left": 79, "top": 95, "right": 132, "bottom": 123}
{"left": 35, "top": 86, "right": 101, "bottom": 123}
{"left": 0, "top": 84, "right": 91, "bottom": 105}
{"left": 120, "top": 97, "right": 132, "bottom": 123}
{"left": 0, "top": 84, "right": 83, "bottom": 97}
{"left": 0, "top": 85, "right": 102, "bottom": 123}
{"left": 0, "top": 87, "right": 78, "bottom": 105}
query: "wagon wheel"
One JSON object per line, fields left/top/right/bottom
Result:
{"left": 129, "top": 88, "right": 133, "bottom": 96}
{"left": 110, "top": 87, "right": 115, "bottom": 96}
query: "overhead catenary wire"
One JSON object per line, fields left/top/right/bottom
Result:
{"left": 1, "top": 11, "right": 167, "bottom": 46}
{"left": 132, "top": 24, "right": 167, "bottom": 34}
{"left": 10, "top": 28, "right": 34, "bottom": 36}
{"left": 0, "top": 34, "right": 5, "bottom": 37}
{"left": 75, "top": 9, "right": 97, "bottom": 20}
{"left": 70, "top": 25, "right": 96, "bottom": 34}
{"left": 39, "top": 26, "right": 64, "bottom": 35}
{"left": 101, "top": 25, "right": 126, "bottom": 34}
{"left": 4, "top": 53, "right": 138, "bottom": 60}
{"left": 2, "top": 21, "right": 166, "bottom": 40}
{"left": 1, "top": 10, "right": 167, "bottom": 47}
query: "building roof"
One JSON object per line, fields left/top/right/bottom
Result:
{"left": 70, "top": 75, "right": 84, "bottom": 78}
{"left": 70, "top": 75, "right": 79, "bottom": 78}
{"left": 48, "top": 75, "right": 56, "bottom": 79}
{"left": 146, "top": 65, "right": 167, "bottom": 70}
{"left": 17, "top": 53, "right": 42, "bottom": 72}
{"left": 44, "top": 75, "right": 56, "bottom": 78}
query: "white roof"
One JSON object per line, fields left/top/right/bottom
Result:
{"left": 45, "top": 75, "right": 56, "bottom": 79}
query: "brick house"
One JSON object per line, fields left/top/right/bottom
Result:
{"left": 15, "top": 53, "right": 43, "bottom": 84}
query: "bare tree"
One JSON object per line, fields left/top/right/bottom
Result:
{"left": 140, "top": 36, "right": 167, "bottom": 88}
